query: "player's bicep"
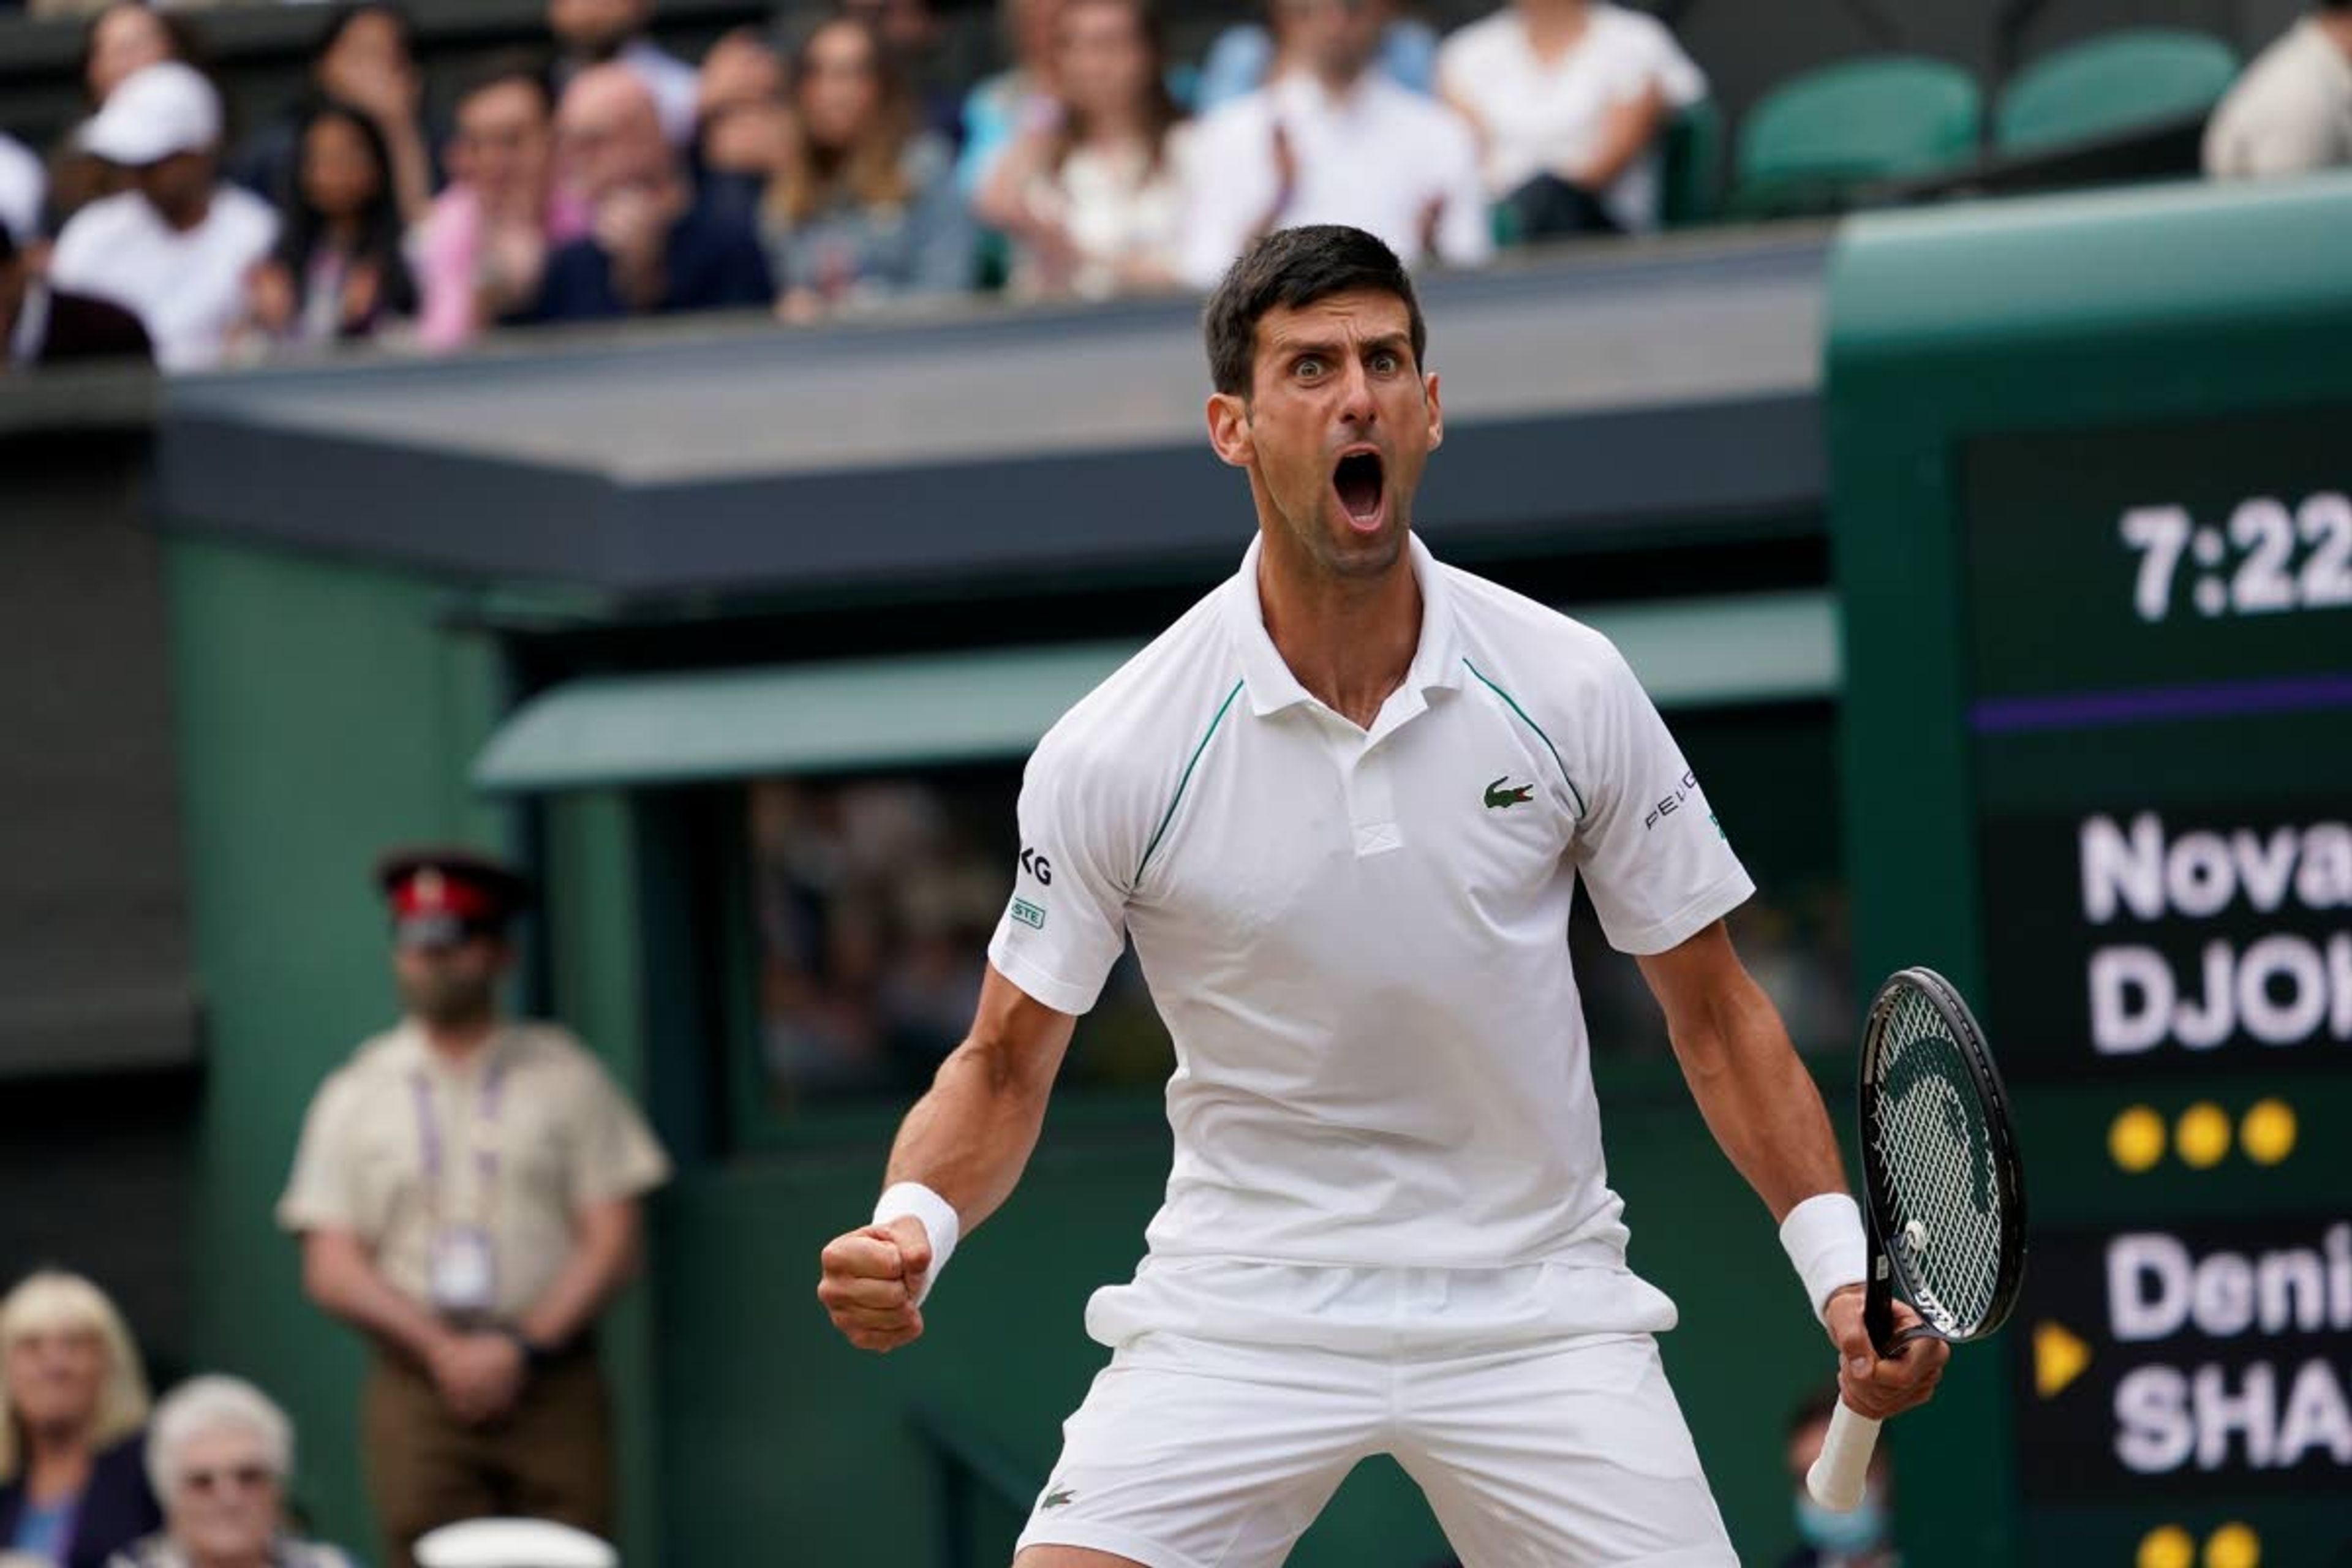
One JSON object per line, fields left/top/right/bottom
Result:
{"left": 985, "top": 745, "right": 1134, "bottom": 1016}
{"left": 1569, "top": 643, "right": 1753, "bottom": 954}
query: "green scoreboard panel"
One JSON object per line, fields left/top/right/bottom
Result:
{"left": 1828, "top": 178, "right": 2352, "bottom": 1567}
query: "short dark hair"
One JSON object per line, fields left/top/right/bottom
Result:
{"left": 454, "top": 50, "right": 556, "bottom": 116}
{"left": 1202, "top": 225, "right": 1427, "bottom": 398}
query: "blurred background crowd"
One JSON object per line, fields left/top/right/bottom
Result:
{"left": 1, "top": 0, "right": 2345, "bottom": 371}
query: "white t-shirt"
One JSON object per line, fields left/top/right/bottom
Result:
{"left": 49, "top": 185, "right": 278, "bottom": 372}
{"left": 987, "top": 535, "right": 1753, "bottom": 1337}
{"left": 2203, "top": 17, "right": 2352, "bottom": 179}
{"left": 1177, "top": 73, "right": 1493, "bottom": 288}
{"left": 1438, "top": 2, "right": 1707, "bottom": 232}
{"left": 1012, "top": 129, "right": 1192, "bottom": 301}
{"left": 0, "top": 132, "right": 44, "bottom": 246}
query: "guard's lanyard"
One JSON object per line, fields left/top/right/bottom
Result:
{"left": 410, "top": 1046, "right": 508, "bottom": 1227}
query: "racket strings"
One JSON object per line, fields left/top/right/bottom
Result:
{"left": 1872, "top": 989, "right": 2005, "bottom": 1336}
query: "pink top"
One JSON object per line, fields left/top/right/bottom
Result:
{"left": 413, "top": 184, "right": 591, "bottom": 351}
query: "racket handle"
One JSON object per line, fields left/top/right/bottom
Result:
{"left": 1806, "top": 1398, "right": 1883, "bottom": 1512}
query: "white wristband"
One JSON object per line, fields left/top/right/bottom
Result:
{"left": 1780, "top": 1191, "right": 1868, "bottom": 1322}
{"left": 872, "top": 1182, "right": 961, "bottom": 1306}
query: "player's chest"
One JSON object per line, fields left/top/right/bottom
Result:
{"left": 1138, "top": 696, "right": 1579, "bottom": 947}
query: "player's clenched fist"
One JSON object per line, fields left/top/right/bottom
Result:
{"left": 816, "top": 1215, "right": 932, "bottom": 1352}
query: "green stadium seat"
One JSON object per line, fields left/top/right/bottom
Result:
{"left": 1994, "top": 28, "right": 2239, "bottom": 153}
{"left": 1660, "top": 98, "right": 1724, "bottom": 227}
{"left": 1730, "top": 56, "right": 1983, "bottom": 219}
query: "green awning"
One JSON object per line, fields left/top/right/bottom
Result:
{"left": 473, "top": 590, "right": 1837, "bottom": 794}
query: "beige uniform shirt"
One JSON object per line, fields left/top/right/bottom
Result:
{"left": 277, "top": 1020, "right": 671, "bottom": 1322}
{"left": 2204, "top": 18, "right": 2352, "bottom": 179}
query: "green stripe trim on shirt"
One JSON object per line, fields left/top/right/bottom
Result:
{"left": 1463, "top": 657, "right": 1588, "bottom": 818}
{"left": 1134, "top": 677, "right": 1247, "bottom": 884}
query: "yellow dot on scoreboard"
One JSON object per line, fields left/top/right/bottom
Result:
{"left": 2204, "top": 1521, "right": 2260, "bottom": 1568}
{"left": 2137, "top": 1525, "right": 2193, "bottom": 1568}
{"left": 2109, "top": 1106, "right": 2166, "bottom": 1172}
{"left": 2175, "top": 1102, "right": 2232, "bottom": 1169}
{"left": 2239, "top": 1100, "right": 2295, "bottom": 1165}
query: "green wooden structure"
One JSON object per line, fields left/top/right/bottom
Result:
{"left": 1829, "top": 172, "right": 2352, "bottom": 1565}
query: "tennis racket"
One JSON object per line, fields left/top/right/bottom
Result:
{"left": 1806, "top": 966, "right": 2028, "bottom": 1510}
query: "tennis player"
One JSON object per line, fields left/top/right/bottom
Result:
{"left": 817, "top": 224, "right": 1947, "bottom": 1567}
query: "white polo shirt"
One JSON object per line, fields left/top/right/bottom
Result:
{"left": 49, "top": 184, "right": 277, "bottom": 372}
{"left": 1177, "top": 73, "right": 1493, "bottom": 290}
{"left": 988, "top": 535, "right": 1752, "bottom": 1339}
{"left": 1437, "top": 2, "right": 1708, "bottom": 232}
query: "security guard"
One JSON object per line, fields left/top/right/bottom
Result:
{"left": 278, "top": 848, "right": 670, "bottom": 1568}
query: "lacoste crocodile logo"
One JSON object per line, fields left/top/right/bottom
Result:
{"left": 1041, "top": 1485, "right": 1076, "bottom": 1512}
{"left": 1484, "top": 776, "right": 1535, "bottom": 809}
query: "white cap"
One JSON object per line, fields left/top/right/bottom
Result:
{"left": 413, "top": 1520, "right": 619, "bottom": 1568}
{"left": 79, "top": 61, "right": 222, "bottom": 167}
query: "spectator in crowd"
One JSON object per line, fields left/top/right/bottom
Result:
{"left": 691, "top": 26, "right": 791, "bottom": 218}
{"left": 45, "top": 4, "right": 206, "bottom": 233}
{"left": 763, "top": 15, "right": 971, "bottom": 317}
{"left": 0, "top": 1271, "right": 161, "bottom": 1568}
{"left": 1437, "top": 0, "right": 1705, "bottom": 238}
{"left": 2204, "top": 0, "right": 2352, "bottom": 179}
{"left": 244, "top": 100, "right": 418, "bottom": 349}
{"left": 107, "top": 1378, "right": 354, "bottom": 1568}
{"left": 978, "top": 0, "right": 1186, "bottom": 300}
{"left": 528, "top": 64, "right": 772, "bottom": 320}
{"left": 2, "top": 219, "right": 153, "bottom": 369}
{"left": 232, "top": 5, "right": 438, "bottom": 231}
{"left": 0, "top": 135, "right": 43, "bottom": 254}
{"left": 548, "top": 0, "right": 698, "bottom": 147}
{"left": 1177, "top": 0, "right": 1489, "bottom": 286}
{"left": 48, "top": 62, "right": 279, "bottom": 371}
{"left": 1193, "top": 0, "right": 1436, "bottom": 112}
{"left": 842, "top": 0, "right": 962, "bottom": 145}
{"left": 1781, "top": 1386, "right": 1897, "bottom": 1568}
{"left": 955, "top": 0, "right": 1065, "bottom": 194}
{"left": 277, "top": 849, "right": 671, "bottom": 1568}
{"left": 410, "top": 57, "right": 587, "bottom": 352}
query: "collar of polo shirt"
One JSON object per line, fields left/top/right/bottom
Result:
{"left": 1220, "top": 532, "right": 1467, "bottom": 718}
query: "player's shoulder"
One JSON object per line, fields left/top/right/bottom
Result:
{"left": 1030, "top": 579, "right": 1243, "bottom": 794}
{"left": 1441, "top": 557, "right": 1629, "bottom": 696}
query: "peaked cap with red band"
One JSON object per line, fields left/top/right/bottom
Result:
{"left": 375, "top": 846, "right": 530, "bottom": 945}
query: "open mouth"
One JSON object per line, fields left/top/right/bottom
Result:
{"left": 1333, "top": 450, "right": 1386, "bottom": 530}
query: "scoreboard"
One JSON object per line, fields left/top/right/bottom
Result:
{"left": 1828, "top": 178, "right": 2352, "bottom": 1566}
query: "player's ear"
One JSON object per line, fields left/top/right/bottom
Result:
{"left": 1423, "top": 371, "right": 1444, "bottom": 451}
{"left": 1205, "top": 392, "right": 1254, "bottom": 469}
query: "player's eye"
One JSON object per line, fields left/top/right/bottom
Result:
{"left": 1369, "top": 350, "right": 1401, "bottom": 375}
{"left": 1294, "top": 356, "right": 1325, "bottom": 380}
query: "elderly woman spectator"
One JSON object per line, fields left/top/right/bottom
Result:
{"left": 0, "top": 1273, "right": 160, "bottom": 1568}
{"left": 105, "top": 1379, "right": 351, "bottom": 1568}
{"left": 1436, "top": 0, "right": 1706, "bottom": 238}
{"left": 978, "top": 0, "right": 1186, "bottom": 300}
{"left": 763, "top": 15, "right": 971, "bottom": 317}
{"left": 409, "top": 58, "right": 586, "bottom": 351}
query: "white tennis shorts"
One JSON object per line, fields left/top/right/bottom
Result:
{"left": 1013, "top": 1329, "right": 1737, "bottom": 1567}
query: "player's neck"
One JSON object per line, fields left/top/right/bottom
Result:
{"left": 1517, "top": 0, "right": 1592, "bottom": 53}
{"left": 2320, "top": 11, "right": 2352, "bottom": 59}
{"left": 1256, "top": 540, "right": 1421, "bottom": 729}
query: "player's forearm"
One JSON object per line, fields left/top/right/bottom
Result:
{"left": 302, "top": 1232, "right": 454, "bottom": 1365}
{"left": 883, "top": 1034, "right": 1055, "bottom": 1235}
{"left": 1667, "top": 972, "right": 1847, "bottom": 1219}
